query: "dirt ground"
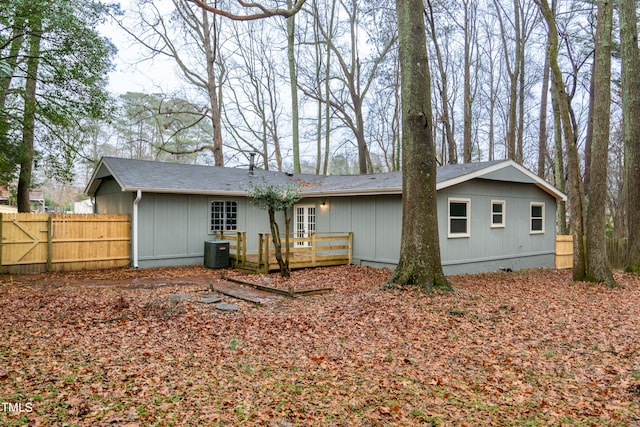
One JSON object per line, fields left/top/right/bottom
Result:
{"left": 1, "top": 265, "right": 639, "bottom": 426}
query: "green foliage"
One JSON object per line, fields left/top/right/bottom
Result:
{"left": 245, "top": 179, "right": 301, "bottom": 279}
{"left": 0, "top": 0, "right": 117, "bottom": 186}
{"left": 245, "top": 180, "right": 301, "bottom": 212}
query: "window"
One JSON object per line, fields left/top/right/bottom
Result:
{"left": 491, "top": 200, "right": 505, "bottom": 228}
{"left": 210, "top": 200, "right": 237, "bottom": 232}
{"left": 448, "top": 198, "right": 470, "bottom": 238}
{"left": 530, "top": 202, "right": 545, "bottom": 234}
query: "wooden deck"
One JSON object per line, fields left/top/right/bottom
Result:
{"left": 214, "top": 231, "right": 352, "bottom": 273}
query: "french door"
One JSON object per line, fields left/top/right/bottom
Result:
{"left": 294, "top": 204, "right": 316, "bottom": 247}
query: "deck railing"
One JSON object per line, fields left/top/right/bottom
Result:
{"left": 215, "top": 230, "right": 352, "bottom": 273}
{"left": 214, "top": 230, "right": 246, "bottom": 266}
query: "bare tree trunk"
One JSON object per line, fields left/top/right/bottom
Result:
{"left": 388, "top": 0, "right": 450, "bottom": 292}
{"left": 538, "top": 38, "right": 551, "bottom": 177}
{"left": 287, "top": 0, "right": 301, "bottom": 173}
{"left": 493, "top": 0, "right": 521, "bottom": 162}
{"left": 462, "top": 0, "right": 476, "bottom": 163}
{"left": 583, "top": 65, "right": 595, "bottom": 198}
{"left": 551, "top": 81, "right": 568, "bottom": 235}
{"left": 426, "top": 0, "right": 457, "bottom": 164}
{"left": 538, "top": 0, "right": 586, "bottom": 280}
{"left": 517, "top": 24, "right": 525, "bottom": 164}
{"left": 201, "top": 8, "right": 224, "bottom": 166}
{"left": 302, "top": 0, "right": 395, "bottom": 175}
{"left": 268, "top": 209, "right": 289, "bottom": 278}
{"left": 620, "top": 0, "right": 640, "bottom": 273}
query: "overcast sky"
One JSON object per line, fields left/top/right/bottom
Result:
{"left": 99, "top": 1, "right": 181, "bottom": 96}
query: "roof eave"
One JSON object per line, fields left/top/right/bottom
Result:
{"left": 120, "top": 187, "right": 249, "bottom": 197}
{"left": 301, "top": 188, "right": 403, "bottom": 197}
{"left": 85, "top": 158, "right": 128, "bottom": 196}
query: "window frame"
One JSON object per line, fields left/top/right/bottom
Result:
{"left": 530, "top": 202, "right": 545, "bottom": 234}
{"left": 490, "top": 200, "right": 506, "bottom": 228}
{"left": 209, "top": 200, "right": 238, "bottom": 233}
{"left": 448, "top": 197, "right": 471, "bottom": 238}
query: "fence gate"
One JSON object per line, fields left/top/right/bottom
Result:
{"left": 1, "top": 213, "right": 131, "bottom": 274}
{"left": 0, "top": 213, "right": 50, "bottom": 273}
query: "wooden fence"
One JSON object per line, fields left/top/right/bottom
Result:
{"left": 555, "top": 234, "right": 631, "bottom": 270}
{"left": 1, "top": 213, "right": 130, "bottom": 274}
{"left": 555, "top": 235, "right": 573, "bottom": 269}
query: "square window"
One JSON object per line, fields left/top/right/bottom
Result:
{"left": 491, "top": 200, "right": 505, "bottom": 228}
{"left": 210, "top": 200, "right": 237, "bottom": 232}
{"left": 530, "top": 202, "right": 544, "bottom": 234}
{"left": 448, "top": 198, "right": 470, "bottom": 238}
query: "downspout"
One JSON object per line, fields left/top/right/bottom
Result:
{"left": 132, "top": 189, "right": 142, "bottom": 268}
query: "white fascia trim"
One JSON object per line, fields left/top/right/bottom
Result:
{"left": 119, "top": 187, "right": 404, "bottom": 198}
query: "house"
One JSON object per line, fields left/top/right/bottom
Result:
{"left": 85, "top": 156, "right": 566, "bottom": 275}
{"left": 0, "top": 186, "right": 43, "bottom": 213}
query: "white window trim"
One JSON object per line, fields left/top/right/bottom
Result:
{"left": 209, "top": 200, "right": 238, "bottom": 233}
{"left": 490, "top": 200, "right": 506, "bottom": 228}
{"left": 448, "top": 197, "right": 471, "bottom": 238}
{"left": 530, "top": 202, "right": 545, "bottom": 234}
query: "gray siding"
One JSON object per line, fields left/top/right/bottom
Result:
{"left": 137, "top": 193, "right": 211, "bottom": 267}
{"left": 314, "top": 195, "right": 402, "bottom": 267}
{"left": 94, "top": 178, "right": 133, "bottom": 214}
{"left": 136, "top": 195, "right": 273, "bottom": 268}
{"left": 316, "top": 181, "right": 557, "bottom": 274}
{"left": 438, "top": 180, "right": 556, "bottom": 274}
{"left": 93, "top": 177, "right": 557, "bottom": 275}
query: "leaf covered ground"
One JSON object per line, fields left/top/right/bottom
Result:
{"left": 0, "top": 265, "right": 639, "bottom": 426}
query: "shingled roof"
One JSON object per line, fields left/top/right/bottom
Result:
{"left": 85, "top": 157, "right": 566, "bottom": 200}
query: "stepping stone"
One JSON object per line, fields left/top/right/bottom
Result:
{"left": 197, "top": 296, "right": 223, "bottom": 304}
{"left": 169, "top": 294, "right": 191, "bottom": 300}
{"left": 215, "top": 303, "right": 239, "bottom": 311}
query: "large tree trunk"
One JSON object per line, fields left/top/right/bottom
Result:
{"left": 538, "top": 0, "right": 586, "bottom": 280}
{"left": 287, "top": 0, "right": 301, "bottom": 174}
{"left": 620, "top": 0, "right": 640, "bottom": 273}
{"left": 388, "top": 0, "right": 450, "bottom": 292}
{"left": 585, "top": 0, "right": 614, "bottom": 287}
{"left": 17, "top": 14, "right": 42, "bottom": 213}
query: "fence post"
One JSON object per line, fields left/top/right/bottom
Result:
{"left": 47, "top": 215, "right": 53, "bottom": 272}
{"left": 241, "top": 232, "right": 246, "bottom": 265}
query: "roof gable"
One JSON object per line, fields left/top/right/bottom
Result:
{"left": 85, "top": 157, "right": 566, "bottom": 201}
